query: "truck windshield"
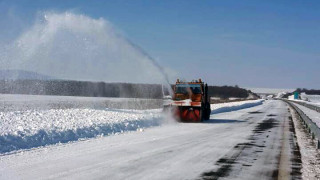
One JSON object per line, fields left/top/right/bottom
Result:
{"left": 175, "top": 84, "right": 201, "bottom": 94}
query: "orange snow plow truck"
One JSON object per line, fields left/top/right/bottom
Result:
{"left": 164, "top": 79, "right": 211, "bottom": 122}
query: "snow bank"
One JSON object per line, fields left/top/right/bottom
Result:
{"left": 211, "top": 100, "right": 264, "bottom": 114}
{"left": 0, "top": 108, "right": 162, "bottom": 154}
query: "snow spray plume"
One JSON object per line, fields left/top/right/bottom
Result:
{"left": 125, "top": 39, "right": 173, "bottom": 96}
{"left": 0, "top": 12, "right": 173, "bottom": 109}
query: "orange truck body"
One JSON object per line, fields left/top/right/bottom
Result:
{"left": 164, "top": 79, "right": 211, "bottom": 122}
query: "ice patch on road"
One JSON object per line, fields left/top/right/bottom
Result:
{"left": 211, "top": 100, "right": 264, "bottom": 114}
{"left": 0, "top": 108, "right": 162, "bottom": 154}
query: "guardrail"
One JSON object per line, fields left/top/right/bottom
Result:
{"left": 290, "top": 100, "right": 320, "bottom": 113}
{"left": 283, "top": 100, "right": 320, "bottom": 149}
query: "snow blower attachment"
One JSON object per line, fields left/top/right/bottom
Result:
{"left": 164, "top": 79, "right": 211, "bottom": 122}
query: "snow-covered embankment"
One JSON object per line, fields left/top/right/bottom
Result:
{"left": 0, "top": 108, "right": 162, "bottom": 154}
{"left": 211, "top": 99, "right": 264, "bottom": 114}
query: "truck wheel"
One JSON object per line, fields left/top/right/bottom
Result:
{"left": 206, "top": 109, "right": 211, "bottom": 120}
{"left": 205, "top": 104, "right": 211, "bottom": 120}
{"left": 200, "top": 108, "right": 204, "bottom": 122}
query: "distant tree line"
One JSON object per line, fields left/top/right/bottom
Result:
{"left": 0, "top": 80, "right": 251, "bottom": 99}
{"left": 207, "top": 85, "right": 249, "bottom": 99}
{"left": 295, "top": 88, "right": 320, "bottom": 95}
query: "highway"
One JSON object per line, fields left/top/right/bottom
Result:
{"left": 0, "top": 100, "right": 300, "bottom": 180}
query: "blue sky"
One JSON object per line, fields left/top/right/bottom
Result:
{"left": 1, "top": 0, "right": 320, "bottom": 88}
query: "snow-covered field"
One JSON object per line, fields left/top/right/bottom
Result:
{"left": 290, "top": 93, "right": 320, "bottom": 107}
{"left": 245, "top": 87, "right": 294, "bottom": 94}
{"left": 0, "top": 94, "right": 163, "bottom": 111}
{"left": 300, "top": 94, "right": 320, "bottom": 106}
{"left": 0, "top": 94, "right": 263, "bottom": 155}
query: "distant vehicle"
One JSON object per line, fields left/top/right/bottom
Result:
{"left": 164, "top": 79, "right": 211, "bottom": 122}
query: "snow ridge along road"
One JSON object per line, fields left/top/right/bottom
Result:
{"left": 0, "top": 100, "right": 300, "bottom": 180}
{"left": 0, "top": 108, "right": 162, "bottom": 154}
{"left": 211, "top": 99, "right": 263, "bottom": 114}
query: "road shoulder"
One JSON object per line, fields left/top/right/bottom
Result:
{"left": 290, "top": 106, "right": 320, "bottom": 179}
